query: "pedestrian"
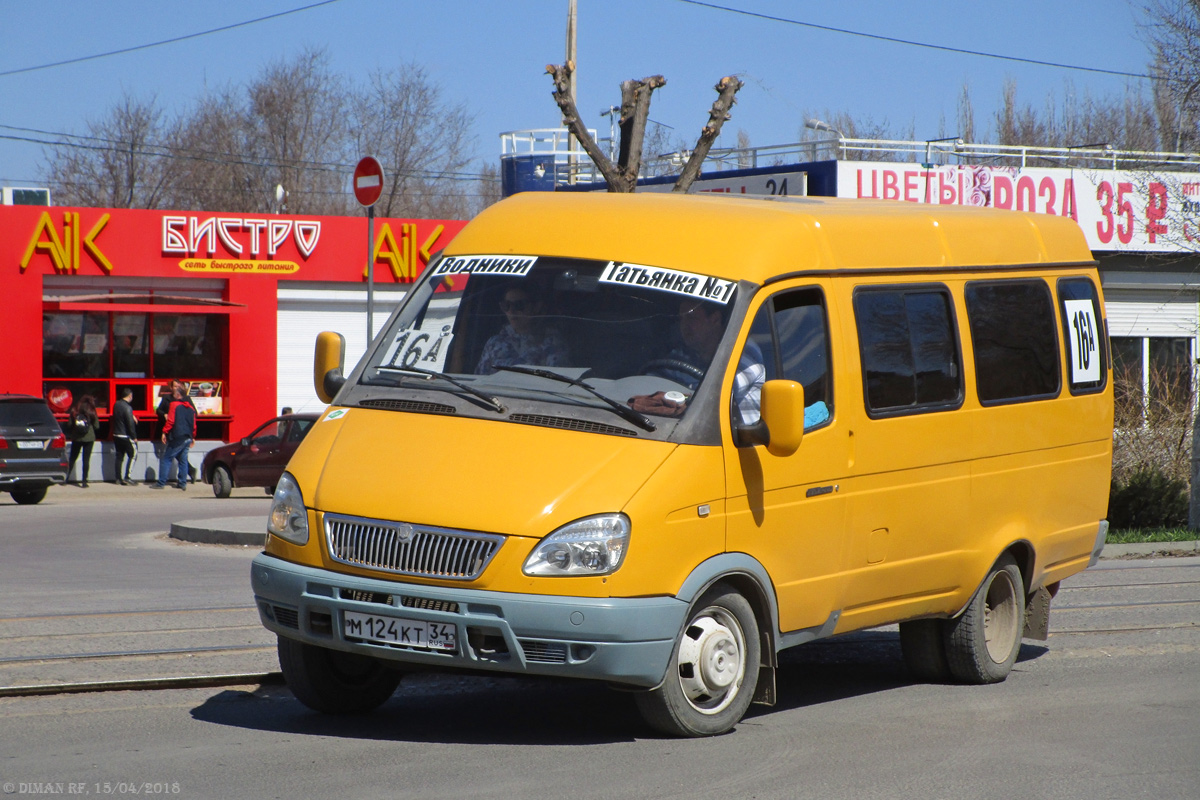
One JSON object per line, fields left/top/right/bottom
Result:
{"left": 281, "top": 406, "right": 293, "bottom": 415}
{"left": 66, "top": 394, "right": 100, "bottom": 487}
{"left": 154, "top": 380, "right": 196, "bottom": 484}
{"left": 111, "top": 387, "right": 138, "bottom": 485}
{"left": 150, "top": 384, "right": 196, "bottom": 491}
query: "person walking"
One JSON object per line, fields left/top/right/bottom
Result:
{"left": 66, "top": 395, "right": 100, "bottom": 487}
{"left": 150, "top": 384, "right": 196, "bottom": 491}
{"left": 111, "top": 387, "right": 138, "bottom": 485}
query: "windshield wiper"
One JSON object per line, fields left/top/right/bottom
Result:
{"left": 493, "top": 366, "right": 657, "bottom": 432}
{"left": 376, "top": 365, "right": 506, "bottom": 413}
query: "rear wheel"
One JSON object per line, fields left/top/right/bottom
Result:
{"left": 277, "top": 636, "right": 402, "bottom": 714}
{"left": 635, "top": 584, "right": 760, "bottom": 737}
{"left": 943, "top": 555, "right": 1025, "bottom": 683}
{"left": 211, "top": 465, "right": 232, "bottom": 498}
{"left": 11, "top": 487, "right": 48, "bottom": 505}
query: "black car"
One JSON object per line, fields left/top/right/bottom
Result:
{"left": 0, "top": 395, "right": 68, "bottom": 504}
{"left": 201, "top": 413, "right": 319, "bottom": 498}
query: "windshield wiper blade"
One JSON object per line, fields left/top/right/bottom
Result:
{"left": 376, "top": 365, "right": 506, "bottom": 413}
{"left": 493, "top": 366, "right": 657, "bottom": 432}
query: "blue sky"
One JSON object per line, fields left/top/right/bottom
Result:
{"left": 0, "top": 0, "right": 1152, "bottom": 192}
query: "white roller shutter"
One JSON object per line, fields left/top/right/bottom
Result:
{"left": 276, "top": 284, "right": 407, "bottom": 413}
{"left": 1104, "top": 289, "right": 1198, "bottom": 338}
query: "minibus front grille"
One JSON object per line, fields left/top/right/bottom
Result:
{"left": 509, "top": 413, "right": 637, "bottom": 437}
{"left": 324, "top": 514, "right": 504, "bottom": 581}
{"left": 360, "top": 398, "right": 457, "bottom": 415}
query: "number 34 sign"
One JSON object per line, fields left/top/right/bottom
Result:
{"left": 1064, "top": 299, "right": 1100, "bottom": 384}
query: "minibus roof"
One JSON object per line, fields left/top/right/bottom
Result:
{"left": 446, "top": 191, "right": 1094, "bottom": 285}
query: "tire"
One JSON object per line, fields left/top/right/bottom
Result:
{"left": 211, "top": 465, "right": 233, "bottom": 498}
{"left": 899, "top": 619, "right": 950, "bottom": 682}
{"left": 943, "top": 555, "right": 1025, "bottom": 684}
{"left": 635, "top": 584, "right": 760, "bottom": 737}
{"left": 277, "top": 636, "right": 402, "bottom": 714}
{"left": 11, "top": 487, "right": 48, "bottom": 505}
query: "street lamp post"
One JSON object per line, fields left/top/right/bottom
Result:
{"left": 805, "top": 119, "right": 845, "bottom": 159}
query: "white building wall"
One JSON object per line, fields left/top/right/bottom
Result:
{"left": 276, "top": 284, "right": 407, "bottom": 414}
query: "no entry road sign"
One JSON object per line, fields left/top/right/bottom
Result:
{"left": 353, "top": 157, "right": 384, "bottom": 207}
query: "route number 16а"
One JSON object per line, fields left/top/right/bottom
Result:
{"left": 1064, "top": 299, "right": 1100, "bottom": 384}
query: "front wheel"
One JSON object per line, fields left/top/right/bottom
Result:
{"left": 211, "top": 465, "right": 232, "bottom": 498}
{"left": 277, "top": 636, "right": 402, "bottom": 714}
{"left": 943, "top": 555, "right": 1025, "bottom": 684}
{"left": 635, "top": 584, "right": 760, "bottom": 737}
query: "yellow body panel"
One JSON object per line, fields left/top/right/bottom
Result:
{"left": 270, "top": 192, "right": 1112, "bottom": 644}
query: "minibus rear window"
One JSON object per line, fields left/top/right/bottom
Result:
{"left": 1057, "top": 277, "right": 1108, "bottom": 395}
{"left": 853, "top": 286, "right": 963, "bottom": 416}
{"left": 965, "top": 279, "right": 1061, "bottom": 405}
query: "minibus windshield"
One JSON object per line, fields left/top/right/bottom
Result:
{"left": 360, "top": 255, "right": 740, "bottom": 422}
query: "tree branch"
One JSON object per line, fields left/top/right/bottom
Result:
{"left": 546, "top": 62, "right": 621, "bottom": 189}
{"left": 673, "top": 76, "right": 744, "bottom": 193}
{"left": 618, "top": 76, "right": 666, "bottom": 189}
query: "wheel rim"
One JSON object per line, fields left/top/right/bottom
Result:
{"left": 675, "top": 606, "right": 746, "bottom": 715}
{"left": 983, "top": 569, "right": 1020, "bottom": 663}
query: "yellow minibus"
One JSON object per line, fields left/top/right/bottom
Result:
{"left": 251, "top": 191, "right": 1112, "bottom": 736}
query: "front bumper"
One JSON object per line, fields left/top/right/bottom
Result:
{"left": 251, "top": 553, "right": 687, "bottom": 688}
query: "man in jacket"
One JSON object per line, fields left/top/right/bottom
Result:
{"left": 151, "top": 384, "right": 196, "bottom": 490}
{"left": 111, "top": 387, "right": 138, "bottom": 485}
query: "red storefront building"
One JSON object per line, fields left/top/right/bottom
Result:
{"left": 2, "top": 204, "right": 465, "bottom": 478}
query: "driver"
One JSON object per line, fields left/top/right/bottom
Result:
{"left": 632, "top": 298, "right": 765, "bottom": 420}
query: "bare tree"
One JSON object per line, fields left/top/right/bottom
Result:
{"left": 547, "top": 62, "right": 742, "bottom": 192}
{"left": 166, "top": 89, "right": 261, "bottom": 212}
{"left": 243, "top": 48, "right": 350, "bottom": 215}
{"left": 1143, "top": 0, "right": 1200, "bottom": 150}
{"left": 44, "top": 49, "right": 485, "bottom": 217}
{"left": 351, "top": 63, "right": 478, "bottom": 219}
{"left": 45, "top": 93, "right": 172, "bottom": 208}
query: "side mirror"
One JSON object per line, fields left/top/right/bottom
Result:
{"left": 314, "top": 331, "right": 347, "bottom": 404}
{"left": 240, "top": 438, "right": 250, "bottom": 447}
{"left": 734, "top": 380, "right": 805, "bottom": 456}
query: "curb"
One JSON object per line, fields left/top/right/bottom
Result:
{"left": 169, "top": 516, "right": 267, "bottom": 547}
{"left": 1100, "top": 540, "right": 1200, "bottom": 559}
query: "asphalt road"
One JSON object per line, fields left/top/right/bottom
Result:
{"left": 0, "top": 484, "right": 1197, "bottom": 800}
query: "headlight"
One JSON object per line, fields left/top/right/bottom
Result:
{"left": 268, "top": 472, "right": 309, "bottom": 545}
{"left": 523, "top": 514, "right": 630, "bottom": 577}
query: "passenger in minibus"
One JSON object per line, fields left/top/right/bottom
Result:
{"left": 475, "top": 286, "right": 570, "bottom": 374}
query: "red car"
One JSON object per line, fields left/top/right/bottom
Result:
{"left": 200, "top": 413, "right": 319, "bottom": 498}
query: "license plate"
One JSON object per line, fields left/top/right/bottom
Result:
{"left": 343, "top": 610, "right": 456, "bottom": 651}
{"left": 16, "top": 440, "right": 43, "bottom": 450}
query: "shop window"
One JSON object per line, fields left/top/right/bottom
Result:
{"left": 42, "top": 310, "right": 227, "bottom": 420}
{"left": 1113, "top": 336, "right": 1194, "bottom": 427}
{"left": 113, "top": 314, "right": 150, "bottom": 377}
{"left": 43, "top": 312, "right": 110, "bottom": 378}
{"left": 152, "top": 315, "right": 225, "bottom": 378}
{"left": 1111, "top": 337, "right": 1143, "bottom": 427}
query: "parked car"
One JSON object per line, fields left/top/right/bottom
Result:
{"left": 0, "top": 394, "right": 68, "bottom": 505}
{"left": 201, "top": 413, "right": 319, "bottom": 498}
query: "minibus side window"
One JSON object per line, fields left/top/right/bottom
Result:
{"left": 965, "top": 280, "right": 1061, "bottom": 405}
{"left": 734, "top": 288, "right": 833, "bottom": 429}
{"left": 853, "top": 286, "right": 962, "bottom": 417}
{"left": 1057, "top": 277, "right": 1108, "bottom": 395}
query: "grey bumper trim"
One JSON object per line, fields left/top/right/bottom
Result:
{"left": 250, "top": 553, "right": 687, "bottom": 688}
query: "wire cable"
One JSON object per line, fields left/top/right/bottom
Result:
{"left": 674, "top": 0, "right": 1154, "bottom": 81}
{"left": 0, "top": 0, "right": 347, "bottom": 79}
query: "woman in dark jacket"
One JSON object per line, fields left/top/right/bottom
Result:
{"left": 67, "top": 394, "right": 100, "bottom": 487}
